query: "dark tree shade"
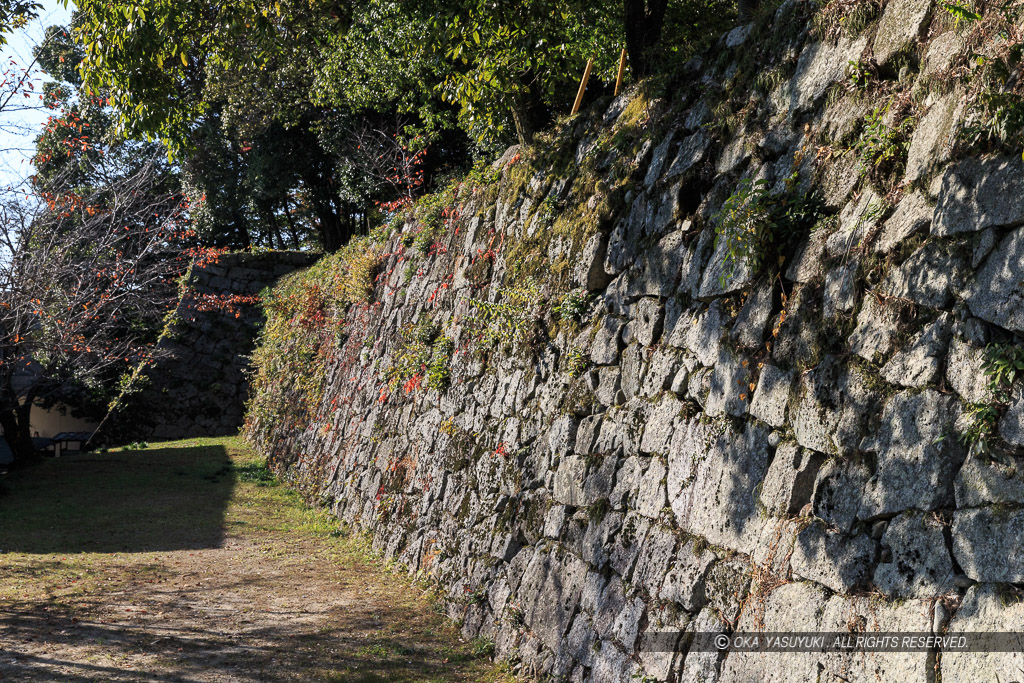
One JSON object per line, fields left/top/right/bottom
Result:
{"left": 623, "top": 0, "right": 669, "bottom": 78}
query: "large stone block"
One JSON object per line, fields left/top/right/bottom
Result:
{"left": 759, "top": 442, "right": 825, "bottom": 517}
{"left": 881, "top": 239, "right": 967, "bottom": 309}
{"left": 789, "top": 34, "right": 871, "bottom": 112}
{"left": 659, "top": 538, "right": 716, "bottom": 612}
{"left": 943, "top": 585, "right": 1024, "bottom": 681}
{"left": 873, "top": 190, "right": 932, "bottom": 254}
{"left": 873, "top": 511, "right": 955, "bottom": 599}
{"left": 880, "top": 313, "right": 952, "bottom": 388}
{"left": 952, "top": 507, "right": 1024, "bottom": 583}
{"left": 791, "top": 521, "right": 876, "bottom": 593}
{"left": 872, "top": 0, "right": 933, "bottom": 67}
{"left": 964, "top": 225, "right": 1024, "bottom": 332}
{"left": 668, "top": 422, "right": 770, "bottom": 555}
{"left": 933, "top": 156, "right": 1024, "bottom": 236}
{"left": 859, "top": 390, "right": 965, "bottom": 519}
{"left": 903, "top": 93, "right": 960, "bottom": 186}
{"left": 749, "top": 363, "right": 793, "bottom": 428}
{"left": 517, "top": 549, "right": 588, "bottom": 652}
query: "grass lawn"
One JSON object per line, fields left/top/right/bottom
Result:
{"left": 0, "top": 436, "right": 514, "bottom": 682}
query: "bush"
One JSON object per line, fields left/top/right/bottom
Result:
{"left": 246, "top": 241, "right": 381, "bottom": 437}
{"left": 853, "top": 103, "right": 915, "bottom": 186}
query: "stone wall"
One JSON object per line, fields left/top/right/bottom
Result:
{"left": 247, "top": 2, "right": 1024, "bottom": 681}
{"left": 112, "top": 251, "right": 316, "bottom": 441}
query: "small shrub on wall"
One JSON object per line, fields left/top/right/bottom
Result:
{"left": 245, "top": 237, "right": 382, "bottom": 449}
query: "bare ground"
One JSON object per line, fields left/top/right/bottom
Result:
{"left": 0, "top": 437, "right": 509, "bottom": 682}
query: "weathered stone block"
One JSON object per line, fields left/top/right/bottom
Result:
{"left": 669, "top": 422, "right": 770, "bottom": 555}
{"left": 963, "top": 226, "right": 1024, "bottom": 332}
{"left": 946, "top": 334, "right": 996, "bottom": 404}
{"left": 826, "top": 188, "right": 884, "bottom": 258}
{"left": 640, "top": 394, "right": 684, "bottom": 455}
{"left": 812, "top": 456, "right": 872, "bottom": 532}
{"left": 849, "top": 295, "right": 904, "bottom": 363}
{"left": 749, "top": 364, "right": 793, "bottom": 428}
{"left": 791, "top": 521, "right": 876, "bottom": 593}
{"left": 933, "top": 156, "right": 1024, "bottom": 236}
{"left": 880, "top": 313, "right": 952, "bottom": 388}
{"left": 904, "top": 93, "right": 960, "bottom": 186}
{"left": 943, "top": 585, "right": 1024, "bottom": 681}
{"left": 790, "top": 34, "right": 871, "bottom": 112}
{"left": 759, "top": 442, "right": 825, "bottom": 517}
{"left": 881, "top": 240, "right": 966, "bottom": 309}
{"left": 874, "top": 191, "right": 932, "bottom": 254}
{"left": 859, "top": 390, "right": 965, "bottom": 519}
{"left": 873, "top": 511, "right": 955, "bottom": 599}
{"left": 704, "top": 347, "right": 753, "bottom": 418}
{"left": 952, "top": 507, "right": 1024, "bottom": 583}
{"left": 635, "top": 457, "right": 667, "bottom": 518}
{"left": 590, "top": 316, "right": 624, "bottom": 365}
{"left": 517, "top": 549, "right": 588, "bottom": 652}
{"left": 629, "top": 297, "right": 665, "bottom": 347}
{"left": 873, "top": 0, "right": 933, "bottom": 67}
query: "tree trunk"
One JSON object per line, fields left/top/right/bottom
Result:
{"left": 0, "top": 401, "right": 35, "bottom": 463}
{"left": 282, "top": 195, "right": 301, "bottom": 248}
{"left": 510, "top": 97, "right": 534, "bottom": 146}
{"left": 299, "top": 164, "right": 343, "bottom": 251}
{"left": 623, "top": 0, "right": 669, "bottom": 79}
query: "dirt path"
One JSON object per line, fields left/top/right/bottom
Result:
{"left": 0, "top": 437, "right": 508, "bottom": 682}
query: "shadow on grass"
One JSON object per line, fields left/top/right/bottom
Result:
{"left": 0, "top": 444, "right": 235, "bottom": 553}
{"left": 0, "top": 593, "right": 485, "bottom": 683}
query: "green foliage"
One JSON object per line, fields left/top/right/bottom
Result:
{"left": 553, "top": 288, "right": 591, "bottom": 323}
{"left": 310, "top": 1, "right": 452, "bottom": 134}
{"left": 846, "top": 60, "right": 876, "bottom": 91}
{"left": 235, "top": 461, "right": 278, "bottom": 486}
{"left": 429, "top": 0, "right": 618, "bottom": 143}
{"left": 853, "top": 103, "right": 916, "bottom": 185}
{"left": 713, "top": 171, "right": 824, "bottom": 288}
{"left": 813, "top": 0, "right": 880, "bottom": 39}
{"left": 713, "top": 177, "right": 773, "bottom": 286}
{"left": 469, "top": 637, "right": 495, "bottom": 658}
{"left": 535, "top": 193, "right": 560, "bottom": 230}
{"left": 982, "top": 343, "right": 1024, "bottom": 401}
{"left": 960, "top": 402, "right": 1000, "bottom": 457}
{"left": 0, "top": 0, "right": 40, "bottom": 45}
{"left": 426, "top": 337, "right": 455, "bottom": 391}
{"left": 940, "top": 1, "right": 982, "bottom": 25}
{"left": 247, "top": 242, "right": 380, "bottom": 431}
{"left": 564, "top": 347, "right": 589, "bottom": 378}
{"left": 384, "top": 317, "right": 455, "bottom": 394}
{"left": 467, "top": 279, "right": 543, "bottom": 348}
{"left": 960, "top": 38, "right": 1024, "bottom": 159}
{"left": 959, "top": 343, "right": 1024, "bottom": 457}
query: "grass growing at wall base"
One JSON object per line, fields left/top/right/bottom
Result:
{"left": 0, "top": 436, "right": 515, "bottom": 683}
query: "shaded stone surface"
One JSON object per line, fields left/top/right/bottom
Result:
{"left": 933, "top": 156, "right": 1024, "bottom": 236}
{"left": 859, "top": 390, "right": 964, "bottom": 519}
{"left": 873, "top": 511, "right": 955, "bottom": 599}
{"left": 964, "top": 226, "right": 1024, "bottom": 332}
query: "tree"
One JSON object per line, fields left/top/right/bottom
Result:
{"left": 0, "top": 0, "right": 40, "bottom": 44}
{"left": 623, "top": 0, "right": 668, "bottom": 78}
{"left": 0, "top": 8, "right": 200, "bottom": 462}
{"left": 71, "top": 0, "right": 444, "bottom": 251}
{"left": 70, "top": 0, "right": 741, "bottom": 253}
{"left": 0, "top": 154, "right": 195, "bottom": 462}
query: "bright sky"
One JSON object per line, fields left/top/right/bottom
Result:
{"left": 0, "top": 0, "right": 73, "bottom": 188}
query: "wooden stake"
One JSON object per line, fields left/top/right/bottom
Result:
{"left": 571, "top": 58, "right": 594, "bottom": 116}
{"left": 614, "top": 48, "right": 627, "bottom": 96}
